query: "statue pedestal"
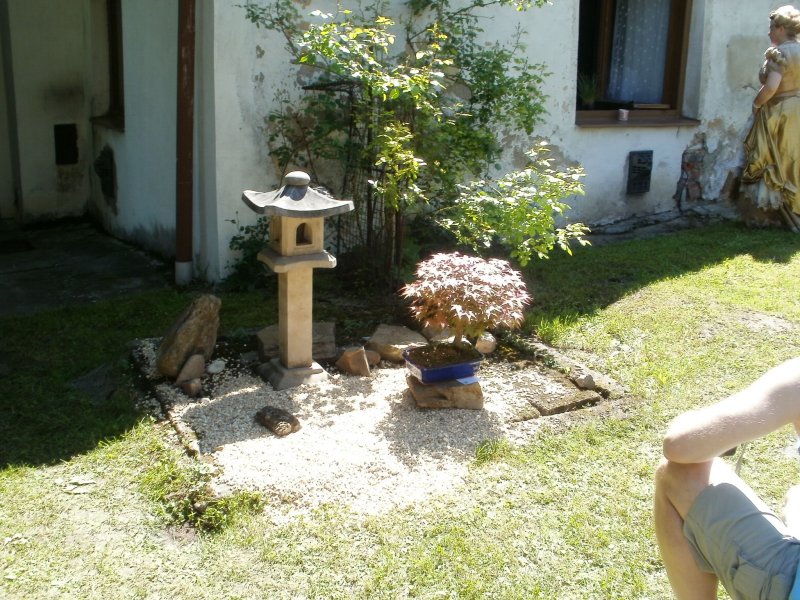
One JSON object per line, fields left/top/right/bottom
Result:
{"left": 258, "top": 357, "right": 329, "bottom": 391}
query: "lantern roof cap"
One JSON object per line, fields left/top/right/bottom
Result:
{"left": 242, "top": 171, "right": 354, "bottom": 218}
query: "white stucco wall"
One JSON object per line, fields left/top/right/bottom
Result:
{"left": 91, "top": 0, "right": 178, "bottom": 258}
{"left": 194, "top": 2, "right": 277, "bottom": 281}
{"left": 94, "top": 0, "right": 274, "bottom": 277}
{"left": 478, "top": 0, "right": 772, "bottom": 226}
{"left": 0, "top": 0, "right": 781, "bottom": 280}
{"left": 516, "top": 0, "right": 773, "bottom": 227}
{"left": 202, "top": 0, "right": 779, "bottom": 279}
{"left": 486, "top": 0, "right": 694, "bottom": 226}
{"left": 196, "top": 1, "right": 332, "bottom": 281}
{"left": 5, "top": 0, "right": 93, "bottom": 220}
{"left": 692, "top": 1, "right": 775, "bottom": 196}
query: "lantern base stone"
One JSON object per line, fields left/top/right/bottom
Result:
{"left": 258, "top": 357, "right": 329, "bottom": 390}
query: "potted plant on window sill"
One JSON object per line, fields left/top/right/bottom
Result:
{"left": 400, "top": 252, "right": 531, "bottom": 384}
{"left": 577, "top": 72, "right": 598, "bottom": 110}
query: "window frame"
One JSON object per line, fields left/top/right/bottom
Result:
{"left": 575, "top": 0, "right": 695, "bottom": 127}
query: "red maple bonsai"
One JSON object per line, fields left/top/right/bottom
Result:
{"left": 400, "top": 252, "right": 532, "bottom": 349}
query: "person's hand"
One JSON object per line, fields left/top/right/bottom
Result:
{"left": 752, "top": 102, "right": 760, "bottom": 116}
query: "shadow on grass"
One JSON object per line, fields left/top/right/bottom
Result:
{"left": 0, "top": 288, "right": 277, "bottom": 468}
{"left": 525, "top": 221, "right": 800, "bottom": 319}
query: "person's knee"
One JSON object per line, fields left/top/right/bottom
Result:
{"left": 656, "top": 458, "right": 683, "bottom": 494}
{"left": 656, "top": 458, "right": 716, "bottom": 516}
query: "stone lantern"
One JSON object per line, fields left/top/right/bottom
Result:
{"left": 242, "top": 171, "right": 353, "bottom": 390}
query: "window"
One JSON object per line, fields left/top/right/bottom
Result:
{"left": 577, "top": 0, "right": 693, "bottom": 125}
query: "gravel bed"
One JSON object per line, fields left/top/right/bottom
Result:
{"left": 132, "top": 339, "right": 579, "bottom": 517}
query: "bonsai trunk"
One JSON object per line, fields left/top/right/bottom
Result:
{"left": 452, "top": 323, "right": 466, "bottom": 348}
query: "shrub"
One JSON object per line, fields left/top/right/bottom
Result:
{"left": 400, "top": 251, "right": 531, "bottom": 346}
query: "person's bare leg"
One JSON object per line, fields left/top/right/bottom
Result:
{"left": 654, "top": 458, "right": 719, "bottom": 599}
{"left": 655, "top": 457, "right": 776, "bottom": 599}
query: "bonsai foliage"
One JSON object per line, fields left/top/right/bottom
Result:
{"left": 440, "top": 144, "right": 590, "bottom": 266}
{"left": 401, "top": 252, "right": 531, "bottom": 346}
{"left": 241, "top": 0, "right": 585, "bottom": 280}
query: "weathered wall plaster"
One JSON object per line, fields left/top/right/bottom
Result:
{"left": 5, "top": 0, "right": 92, "bottom": 220}
{"left": 90, "top": 0, "right": 178, "bottom": 260}
{"left": 198, "top": 0, "right": 776, "bottom": 276}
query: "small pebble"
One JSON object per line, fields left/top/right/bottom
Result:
{"left": 207, "top": 359, "right": 226, "bottom": 375}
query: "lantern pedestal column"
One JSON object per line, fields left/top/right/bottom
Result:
{"left": 257, "top": 248, "right": 335, "bottom": 391}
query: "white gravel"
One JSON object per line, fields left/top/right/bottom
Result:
{"left": 132, "top": 339, "right": 575, "bottom": 517}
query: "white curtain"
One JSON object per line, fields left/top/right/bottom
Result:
{"left": 607, "top": 0, "right": 671, "bottom": 103}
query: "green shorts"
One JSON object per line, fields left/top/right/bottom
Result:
{"left": 684, "top": 482, "right": 800, "bottom": 600}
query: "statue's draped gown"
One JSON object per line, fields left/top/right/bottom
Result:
{"left": 743, "top": 40, "right": 800, "bottom": 231}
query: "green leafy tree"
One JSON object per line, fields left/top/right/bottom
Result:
{"left": 241, "top": 0, "right": 587, "bottom": 282}
{"left": 441, "top": 144, "right": 589, "bottom": 266}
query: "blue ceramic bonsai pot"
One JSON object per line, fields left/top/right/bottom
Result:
{"left": 403, "top": 347, "right": 483, "bottom": 384}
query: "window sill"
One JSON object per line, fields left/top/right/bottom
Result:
{"left": 575, "top": 110, "right": 700, "bottom": 128}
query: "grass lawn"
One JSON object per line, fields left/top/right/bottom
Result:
{"left": 2, "top": 221, "right": 800, "bottom": 598}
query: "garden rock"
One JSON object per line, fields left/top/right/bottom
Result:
{"left": 569, "top": 367, "right": 624, "bottom": 399}
{"left": 256, "top": 322, "right": 336, "bottom": 362}
{"left": 156, "top": 294, "right": 221, "bottom": 378}
{"left": 501, "top": 333, "right": 625, "bottom": 399}
{"left": 406, "top": 375, "right": 484, "bottom": 410}
{"left": 255, "top": 405, "right": 301, "bottom": 437}
{"left": 421, "top": 323, "right": 452, "bottom": 342}
{"left": 336, "top": 347, "right": 371, "bottom": 376}
{"left": 365, "top": 349, "right": 381, "bottom": 366}
{"left": 207, "top": 359, "right": 226, "bottom": 375}
{"left": 180, "top": 378, "right": 202, "bottom": 397}
{"left": 365, "top": 324, "right": 427, "bottom": 362}
{"left": 530, "top": 387, "right": 602, "bottom": 416}
{"left": 176, "top": 354, "right": 205, "bottom": 385}
{"left": 475, "top": 332, "right": 497, "bottom": 355}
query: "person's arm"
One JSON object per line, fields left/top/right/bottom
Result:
{"left": 663, "top": 357, "right": 800, "bottom": 463}
{"left": 753, "top": 68, "right": 783, "bottom": 113}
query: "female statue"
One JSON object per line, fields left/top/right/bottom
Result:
{"left": 742, "top": 5, "right": 800, "bottom": 231}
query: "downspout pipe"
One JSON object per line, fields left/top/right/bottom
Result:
{"left": 175, "top": 0, "right": 196, "bottom": 285}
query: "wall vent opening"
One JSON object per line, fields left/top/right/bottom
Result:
{"left": 54, "top": 124, "right": 79, "bottom": 165}
{"left": 627, "top": 150, "right": 653, "bottom": 194}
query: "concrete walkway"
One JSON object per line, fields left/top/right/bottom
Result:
{"left": 0, "top": 220, "right": 172, "bottom": 318}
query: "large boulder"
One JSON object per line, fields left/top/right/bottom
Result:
{"left": 156, "top": 294, "right": 221, "bottom": 378}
